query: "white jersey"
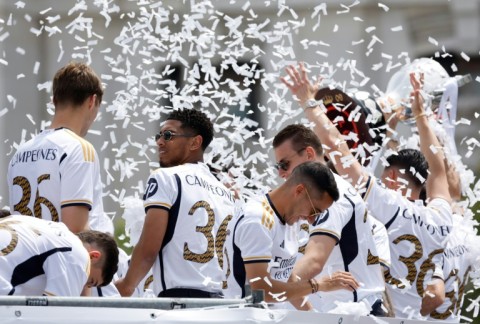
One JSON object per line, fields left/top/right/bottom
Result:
{"left": 371, "top": 215, "right": 392, "bottom": 269}
{"left": 363, "top": 176, "right": 453, "bottom": 319}
{"left": 428, "top": 213, "right": 474, "bottom": 322}
{"left": 308, "top": 173, "right": 385, "bottom": 313}
{"left": 7, "top": 128, "right": 111, "bottom": 233}
{"left": 0, "top": 215, "right": 89, "bottom": 296}
{"left": 223, "top": 194, "right": 300, "bottom": 299}
{"left": 143, "top": 163, "right": 235, "bottom": 296}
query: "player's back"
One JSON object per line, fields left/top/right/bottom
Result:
{"left": 363, "top": 176, "right": 453, "bottom": 319}
{"left": 428, "top": 213, "right": 474, "bottom": 322}
{"left": 7, "top": 128, "right": 107, "bottom": 231}
{"left": 0, "top": 215, "right": 89, "bottom": 296}
{"left": 309, "top": 173, "right": 384, "bottom": 312}
{"left": 143, "top": 163, "right": 236, "bottom": 296}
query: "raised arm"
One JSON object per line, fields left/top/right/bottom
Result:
{"left": 281, "top": 63, "right": 367, "bottom": 187}
{"left": 410, "top": 73, "right": 451, "bottom": 204}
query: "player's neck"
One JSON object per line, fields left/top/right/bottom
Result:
{"left": 183, "top": 152, "right": 204, "bottom": 164}
{"left": 51, "top": 109, "right": 86, "bottom": 137}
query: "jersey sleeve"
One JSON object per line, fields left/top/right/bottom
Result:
{"left": 143, "top": 169, "right": 178, "bottom": 212}
{"left": 43, "top": 249, "right": 89, "bottom": 296}
{"left": 234, "top": 214, "right": 275, "bottom": 264}
{"left": 59, "top": 143, "right": 96, "bottom": 210}
{"left": 371, "top": 215, "right": 392, "bottom": 269}
{"left": 426, "top": 198, "right": 453, "bottom": 225}
{"left": 309, "top": 196, "right": 352, "bottom": 243}
{"left": 362, "top": 175, "right": 404, "bottom": 228}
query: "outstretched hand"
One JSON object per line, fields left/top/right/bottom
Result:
{"left": 280, "top": 62, "right": 321, "bottom": 106}
{"left": 317, "top": 271, "right": 360, "bottom": 292}
{"left": 409, "top": 72, "right": 426, "bottom": 118}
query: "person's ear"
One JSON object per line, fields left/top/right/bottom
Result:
{"left": 305, "top": 146, "right": 316, "bottom": 161}
{"left": 388, "top": 168, "right": 397, "bottom": 181}
{"left": 294, "top": 184, "right": 306, "bottom": 197}
{"left": 190, "top": 135, "right": 203, "bottom": 151}
{"left": 89, "top": 250, "right": 101, "bottom": 262}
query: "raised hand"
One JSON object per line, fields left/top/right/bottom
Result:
{"left": 409, "top": 72, "right": 426, "bottom": 119}
{"left": 280, "top": 62, "right": 321, "bottom": 106}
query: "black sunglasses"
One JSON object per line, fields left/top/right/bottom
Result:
{"left": 155, "top": 130, "right": 195, "bottom": 142}
{"left": 274, "top": 148, "right": 306, "bottom": 171}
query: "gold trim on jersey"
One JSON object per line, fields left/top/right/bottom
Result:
{"left": 65, "top": 129, "right": 95, "bottom": 162}
{"left": 379, "top": 258, "right": 391, "bottom": 268}
{"left": 61, "top": 199, "right": 93, "bottom": 206}
{"left": 144, "top": 202, "right": 172, "bottom": 209}
{"left": 310, "top": 228, "right": 340, "bottom": 240}
{"left": 243, "top": 255, "right": 272, "bottom": 262}
{"left": 362, "top": 176, "right": 374, "bottom": 202}
{"left": 261, "top": 200, "right": 275, "bottom": 230}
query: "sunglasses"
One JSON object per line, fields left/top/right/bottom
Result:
{"left": 274, "top": 148, "right": 306, "bottom": 171}
{"left": 155, "top": 130, "right": 195, "bottom": 142}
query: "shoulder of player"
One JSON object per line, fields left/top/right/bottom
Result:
{"left": 240, "top": 198, "right": 277, "bottom": 230}
{"left": 332, "top": 172, "right": 364, "bottom": 198}
{"left": 58, "top": 129, "right": 97, "bottom": 162}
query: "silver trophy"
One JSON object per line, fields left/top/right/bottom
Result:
{"left": 381, "top": 58, "right": 471, "bottom": 124}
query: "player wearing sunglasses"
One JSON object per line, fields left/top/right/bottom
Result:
{"left": 272, "top": 124, "right": 386, "bottom": 315}
{"left": 116, "top": 108, "right": 236, "bottom": 298}
{"left": 222, "top": 162, "right": 360, "bottom": 303}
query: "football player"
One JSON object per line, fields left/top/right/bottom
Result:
{"left": 0, "top": 213, "right": 118, "bottom": 296}
{"left": 7, "top": 61, "right": 112, "bottom": 234}
{"left": 223, "top": 161, "right": 360, "bottom": 303}
{"left": 272, "top": 124, "right": 386, "bottom": 315}
{"left": 281, "top": 63, "right": 452, "bottom": 319}
{"left": 116, "top": 108, "right": 236, "bottom": 298}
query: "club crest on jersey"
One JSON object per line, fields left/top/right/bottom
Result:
{"left": 143, "top": 178, "right": 159, "bottom": 200}
{"left": 312, "top": 210, "right": 329, "bottom": 227}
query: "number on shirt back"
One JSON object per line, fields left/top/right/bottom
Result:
{"left": 183, "top": 200, "right": 233, "bottom": 287}
{"left": 0, "top": 219, "right": 41, "bottom": 256}
{"left": 12, "top": 175, "right": 59, "bottom": 221}
{"left": 384, "top": 234, "right": 445, "bottom": 299}
{"left": 429, "top": 266, "right": 470, "bottom": 320}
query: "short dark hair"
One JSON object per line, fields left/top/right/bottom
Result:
{"left": 273, "top": 124, "right": 323, "bottom": 157}
{"left": 166, "top": 108, "right": 214, "bottom": 151}
{"left": 289, "top": 161, "right": 339, "bottom": 201}
{"left": 0, "top": 209, "right": 11, "bottom": 218}
{"left": 386, "top": 149, "right": 429, "bottom": 188}
{"left": 53, "top": 61, "right": 103, "bottom": 107}
{"left": 77, "top": 230, "right": 119, "bottom": 287}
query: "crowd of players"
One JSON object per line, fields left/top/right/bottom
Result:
{"left": 1, "top": 60, "right": 478, "bottom": 322}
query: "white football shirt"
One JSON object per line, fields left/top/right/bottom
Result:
{"left": 363, "top": 176, "right": 452, "bottom": 319}
{"left": 428, "top": 213, "right": 473, "bottom": 322}
{"left": 223, "top": 194, "right": 300, "bottom": 300}
{"left": 7, "top": 128, "right": 110, "bottom": 233}
{"left": 308, "top": 173, "right": 385, "bottom": 312}
{"left": 0, "top": 215, "right": 89, "bottom": 296}
{"left": 371, "top": 215, "right": 392, "bottom": 269}
{"left": 143, "top": 163, "right": 236, "bottom": 296}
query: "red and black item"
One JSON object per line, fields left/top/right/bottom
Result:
{"left": 314, "top": 87, "right": 386, "bottom": 167}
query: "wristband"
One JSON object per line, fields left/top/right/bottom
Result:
{"left": 414, "top": 112, "right": 427, "bottom": 120}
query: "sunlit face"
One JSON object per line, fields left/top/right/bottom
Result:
{"left": 156, "top": 120, "right": 196, "bottom": 167}
{"left": 283, "top": 186, "right": 334, "bottom": 225}
{"left": 85, "top": 264, "right": 104, "bottom": 288}
{"left": 273, "top": 139, "right": 309, "bottom": 179}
